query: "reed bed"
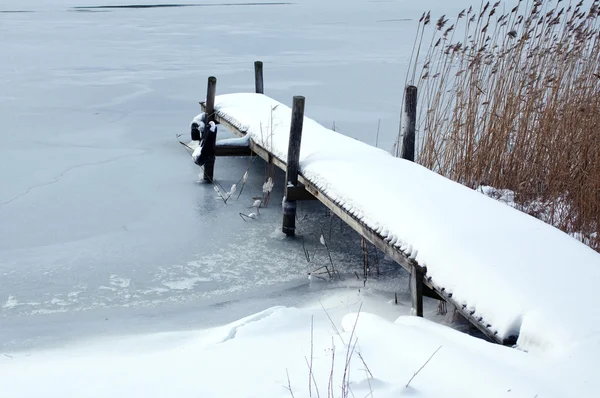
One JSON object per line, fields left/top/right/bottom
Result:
{"left": 401, "top": 0, "right": 600, "bottom": 250}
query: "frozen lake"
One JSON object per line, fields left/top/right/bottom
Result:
{"left": 0, "top": 0, "right": 476, "bottom": 350}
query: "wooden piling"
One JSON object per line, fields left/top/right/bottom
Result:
{"left": 203, "top": 76, "right": 217, "bottom": 181}
{"left": 205, "top": 76, "right": 217, "bottom": 124}
{"left": 401, "top": 85, "right": 417, "bottom": 162}
{"left": 410, "top": 264, "right": 424, "bottom": 317}
{"left": 282, "top": 96, "right": 305, "bottom": 236}
{"left": 254, "top": 61, "right": 264, "bottom": 94}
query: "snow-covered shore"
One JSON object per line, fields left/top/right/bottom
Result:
{"left": 1, "top": 290, "right": 594, "bottom": 397}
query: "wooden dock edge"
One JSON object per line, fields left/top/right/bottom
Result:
{"left": 200, "top": 103, "right": 513, "bottom": 346}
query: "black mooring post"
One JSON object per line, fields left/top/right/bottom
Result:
{"left": 254, "top": 61, "right": 264, "bottom": 94}
{"left": 401, "top": 85, "right": 417, "bottom": 162}
{"left": 282, "top": 96, "right": 305, "bottom": 237}
{"left": 410, "top": 264, "right": 424, "bottom": 317}
{"left": 203, "top": 76, "right": 217, "bottom": 182}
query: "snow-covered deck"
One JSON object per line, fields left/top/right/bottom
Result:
{"left": 202, "top": 93, "right": 600, "bottom": 353}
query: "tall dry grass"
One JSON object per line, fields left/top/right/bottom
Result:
{"left": 402, "top": 0, "right": 600, "bottom": 250}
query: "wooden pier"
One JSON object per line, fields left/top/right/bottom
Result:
{"left": 193, "top": 62, "right": 517, "bottom": 346}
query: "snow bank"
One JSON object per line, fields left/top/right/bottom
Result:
{"left": 0, "top": 293, "right": 593, "bottom": 397}
{"left": 211, "top": 93, "right": 600, "bottom": 354}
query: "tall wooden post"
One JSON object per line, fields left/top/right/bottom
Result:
{"left": 254, "top": 61, "right": 264, "bottom": 94}
{"left": 203, "top": 76, "right": 217, "bottom": 182}
{"left": 401, "top": 85, "right": 417, "bottom": 162}
{"left": 403, "top": 85, "right": 423, "bottom": 316}
{"left": 282, "top": 96, "right": 305, "bottom": 236}
{"left": 410, "top": 264, "right": 424, "bottom": 317}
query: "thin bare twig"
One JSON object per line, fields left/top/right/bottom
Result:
{"left": 235, "top": 154, "right": 258, "bottom": 200}
{"left": 341, "top": 304, "right": 363, "bottom": 398}
{"left": 239, "top": 212, "right": 257, "bottom": 222}
{"left": 405, "top": 345, "right": 443, "bottom": 388}
{"left": 319, "top": 300, "right": 345, "bottom": 345}
{"left": 302, "top": 236, "right": 311, "bottom": 263}
{"left": 286, "top": 369, "right": 296, "bottom": 398}
{"left": 329, "top": 337, "right": 335, "bottom": 398}
{"left": 309, "top": 315, "right": 314, "bottom": 397}
{"left": 357, "top": 351, "right": 373, "bottom": 380}
{"left": 319, "top": 226, "right": 338, "bottom": 279}
{"left": 304, "top": 357, "right": 322, "bottom": 398}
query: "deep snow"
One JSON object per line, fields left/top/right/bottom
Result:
{"left": 0, "top": 291, "right": 594, "bottom": 397}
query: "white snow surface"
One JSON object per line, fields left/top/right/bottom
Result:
{"left": 213, "top": 93, "right": 600, "bottom": 354}
{"left": 215, "top": 134, "right": 251, "bottom": 147}
{"left": 191, "top": 145, "right": 202, "bottom": 162}
{"left": 0, "top": 292, "right": 594, "bottom": 397}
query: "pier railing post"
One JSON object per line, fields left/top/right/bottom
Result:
{"left": 282, "top": 96, "right": 305, "bottom": 236}
{"left": 203, "top": 76, "right": 217, "bottom": 182}
{"left": 410, "top": 264, "right": 424, "bottom": 317}
{"left": 401, "top": 85, "right": 417, "bottom": 162}
{"left": 254, "top": 61, "right": 264, "bottom": 94}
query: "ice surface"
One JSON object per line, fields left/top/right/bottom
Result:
{"left": 1, "top": 0, "right": 435, "bottom": 348}
{"left": 213, "top": 93, "right": 600, "bottom": 353}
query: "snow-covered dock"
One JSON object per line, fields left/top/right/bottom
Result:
{"left": 195, "top": 90, "right": 600, "bottom": 353}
